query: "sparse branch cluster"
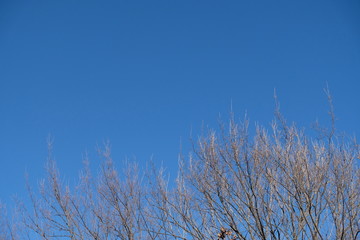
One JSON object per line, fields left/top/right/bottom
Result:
{"left": 1, "top": 113, "right": 359, "bottom": 240}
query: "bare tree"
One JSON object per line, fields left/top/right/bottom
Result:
{"left": 0, "top": 202, "right": 18, "bottom": 240}
{"left": 2, "top": 97, "right": 359, "bottom": 240}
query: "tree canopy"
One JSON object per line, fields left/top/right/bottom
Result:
{"left": 1, "top": 101, "right": 359, "bottom": 240}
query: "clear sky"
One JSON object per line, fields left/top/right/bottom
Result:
{"left": 0, "top": 0, "right": 359, "bottom": 205}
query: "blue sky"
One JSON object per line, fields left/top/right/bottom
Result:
{"left": 0, "top": 0, "right": 359, "bottom": 205}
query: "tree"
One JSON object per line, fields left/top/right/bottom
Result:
{"left": 1, "top": 98, "right": 359, "bottom": 240}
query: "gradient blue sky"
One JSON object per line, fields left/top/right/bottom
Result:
{"left": 0, "top": 0, "right": 359, "bottom": 205}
